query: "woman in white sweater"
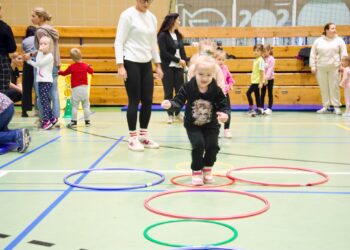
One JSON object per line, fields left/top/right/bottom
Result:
{"left": 114, "top": 0, "right": 163, "bottom": 151}
{"left": 310, "top": 23, "right": 348, "bottom": 115}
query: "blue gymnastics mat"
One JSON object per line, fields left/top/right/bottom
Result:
{"left": 121, "top": 104, "right": 323, "bottom": 112}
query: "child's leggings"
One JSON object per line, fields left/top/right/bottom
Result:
{"left": 246, "top": 84, "right": 261, "bottom": 108}
{"left": 38, "top": 82, "right": 54, "bottom": 121}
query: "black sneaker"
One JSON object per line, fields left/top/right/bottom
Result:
{"left": 85, "top": 120, "right": 91, "bottom": 127}
{"left": 67, "top": 121, "right": 77, "bottom": 128}
{"left": 16, "top": 128, "right": 31, "bottom": 153}
{"left": 21, "top": 111, "right": 29, "bottom": 117}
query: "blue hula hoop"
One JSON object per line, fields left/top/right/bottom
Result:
{"left": 64, "top": 167, "right": 165, "bottom": 190}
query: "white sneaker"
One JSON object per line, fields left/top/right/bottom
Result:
{"left": 139, "top": 136, "right": 159, "bottom": 149}
{"left": 128, "top": 137, "right": 144, "bottom": 152}
{"left": 176, "top": 113, "right": 184, "bottom": 121}
{"left": 342, "top": 112, "right": 350, "bottom": 117}
{"left": 224, "top": 129, "right": 232, "bottom": 138}
{"left": 334, "top": 107, "right": 342, "bottom": 115}
{"left": 264, "top": 108, "right": 272, "bottom": 115}
{"left": 192, "top": 171, "right": 204, "bottom": 186}
{"left": 167, "top": 116, "right": 174, "bottom": 124}
{"left": 316, "top": 107, "right": 329, "bottom": 114}
{"left": 203, "top": 167, "right": 214, "bottom": 184}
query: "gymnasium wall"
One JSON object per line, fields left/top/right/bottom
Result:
{"left": 0, "top": 0, "right": 172, "bottom": 26}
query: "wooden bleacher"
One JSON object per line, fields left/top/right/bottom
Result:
{"left": 13, "top": 26, "right": 350, "bottom": 106}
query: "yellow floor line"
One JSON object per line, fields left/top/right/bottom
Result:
{"left": 336, "top": 123, "right": 350, "bottom": 131}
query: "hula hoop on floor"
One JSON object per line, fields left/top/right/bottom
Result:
{"left": 144, "top": 189, "right": 269, "bottom": 220}
{"left": 170, "top": 174, "right": 235, "bottom": 188}
{"left": 170, "top": 247, "right": 241, "bottom": 250}
{"left": 64, "top": 167, "right": 165, "bottom": 190}
{"left": 143, "top": 219, "right": 238, "bottom": 247}
{"left": 226, "top": 166, "right": 329, "bottom": 187}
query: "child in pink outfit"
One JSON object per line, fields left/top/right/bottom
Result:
{"left": 261, "top": 44, "right": 275, "bottom": 115}
{"left": 339, "top": 56, "right": 350, "bottom": 117}
{"left": 215, "top": 49, "right": 235, "bottom": 138}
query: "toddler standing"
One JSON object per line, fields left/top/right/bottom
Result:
{"left": 261, "top": 44, "right": 275, "bottom": 115}
{"left": 59, "top": 48, "right": 94, "bottom": 128}
{"left": 339, "top": 56, "right": 350, "bottom": 117}
{"left": 162, "top": 55, "right": 229, "bottom": 186}
{"left": 27, "top": 36, "right": 57, "bottom": 129}
{"left": 246, "top": 44, "right": 265, "bottom": 116}
{"left": 215, "top": 49, "right": 234, "bottom": 138}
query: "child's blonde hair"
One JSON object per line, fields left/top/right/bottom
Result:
{"left": 33, "top": 7, "right": 52, "bottom": 22}
{"left": 215, "top": 49, "right": 226, "bottom": 59}
{"left": 194, "top": 55, "right": 216, "bottom": 73}
{"left": 263, "top": 44, "right": 273, "bottom": 56}
{"left": 342, "top": 56, "right": 350, "bottom": 66}
{"left": 198, "top": 39, "right": 216, "bottom": 56}
{"left": 70, "top": 48, "right": 82, "bottom": 62}
{"left": 253, "top": 44, "right": 264, "bottom": 52}
{"left": 40, "top": 36, "right": 53, "bottom": 51}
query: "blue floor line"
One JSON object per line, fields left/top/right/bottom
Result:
{"left": 4, "top": 136, "right": 123, "bottom": 250}
{"left": 0, "top": 136, "right": 61, "bottom": 170}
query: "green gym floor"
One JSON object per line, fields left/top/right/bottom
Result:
{"left": 1, "top": 107, "right": 350, "bottom": 250}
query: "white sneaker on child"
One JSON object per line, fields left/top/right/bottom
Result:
{"left": 264, "top": 108, "right": 272, "bottom": 115}
{"left": 128, "top": 137, "right": 144, "bottom": 152}
{"left": 192, "top": 171, "right": 204, "bottom": 186}
{"left": 342, "top": 112, "right": 350, "bottom": 117}
{"left": 316, "top": 107, "right": 329, "bottom": 114}
{"left": 334, "top": 107, "right": 342, "bottom": 115}
{"left": 139, "top": 136, "right": 159, "bottom": 149}
{"left": 167, "top": 116, "right": 174, "bottom": 124}
{"left": 224, "top": 129, "right": 232, "bottom": 138}
{"left": 203, "top": 167, "right": 214, "bottom": 184}
{"left": 176, "top": 113, "right": 184, "bottom": 121}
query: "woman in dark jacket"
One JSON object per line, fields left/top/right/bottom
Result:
{"left": 0, "top": 3, "right": 17, "bottom": 97}
{"left": 158, "top": 13, "right": 187, "bottom": 124}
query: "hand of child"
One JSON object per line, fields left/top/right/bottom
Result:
{"left": 161, "top": 100, "right": 171, "bottom": 110}
{"left": 259, "top": 83, "right": 263, "bottom": 88}
{"left": 216, "top": 112, "right": 228, "bottom": 123}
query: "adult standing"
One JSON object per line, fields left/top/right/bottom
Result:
{"left": 114, "top": 0, "right": 163, "bottom": 151}
{"left": 0, "top": 3, "right": 17, "bottom": 97}
{"left": 158, "top": 13, "right": 187, "bottom": 124}
{"left": 310, "top": 23, "right": 348, "bottom": 115}
{"left": 23, "top": 7, "right": 61, "bottom": 121}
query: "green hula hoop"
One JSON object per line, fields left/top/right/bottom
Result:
{"left": 143, "top": 219, "right": 238, "bottom": 247}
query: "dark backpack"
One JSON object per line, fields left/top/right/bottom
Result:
{"left": 297, "top": 47, "right": 311, "bottom": 66}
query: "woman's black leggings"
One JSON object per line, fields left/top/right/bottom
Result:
{"left": 162, "top": 66, "right": 184, "bottom": 116}
{"left": 124, "top": 60, "right": 154, "bottom": 131}
{"left": 224, "top": 94, "right": 231, "bottom": 129}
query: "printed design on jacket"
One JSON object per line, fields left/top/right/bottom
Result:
{"left": 192, "top": 99, "right": 212, "bottom": 126}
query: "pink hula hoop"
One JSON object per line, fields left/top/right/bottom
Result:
{"left": 144, "top": 189, "right": 270, "bottom": 220}
{"left": 170, "top": 174, "right": 235, "bottom": 188}
{"left": 226, "top": 166, "right": 329, "bottom": 187}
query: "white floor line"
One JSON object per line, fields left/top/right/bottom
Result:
{"left": 2, "top": 170, "right": 350, "bottom": 175}
{"left": 0, "top": 171, "right": 8, "bottom": 178}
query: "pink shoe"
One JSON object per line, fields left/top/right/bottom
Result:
{"left": 42, "top": 120, "right": 53, "bottom": 130}
{"left": 203, "top": 167, "right": 214, "bottom": 184}
{"left": 192, "top": 170, "right": 204, "bottom": 186}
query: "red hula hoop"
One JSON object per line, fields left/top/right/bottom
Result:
{"left": 226, "top": 166, "right": 329, "bottom": 187}
{"left": 170, "top": 174, "right": 235, "bottom": 188}
{"left": 144, "top": 189, "right": 270, "bottom": 220}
